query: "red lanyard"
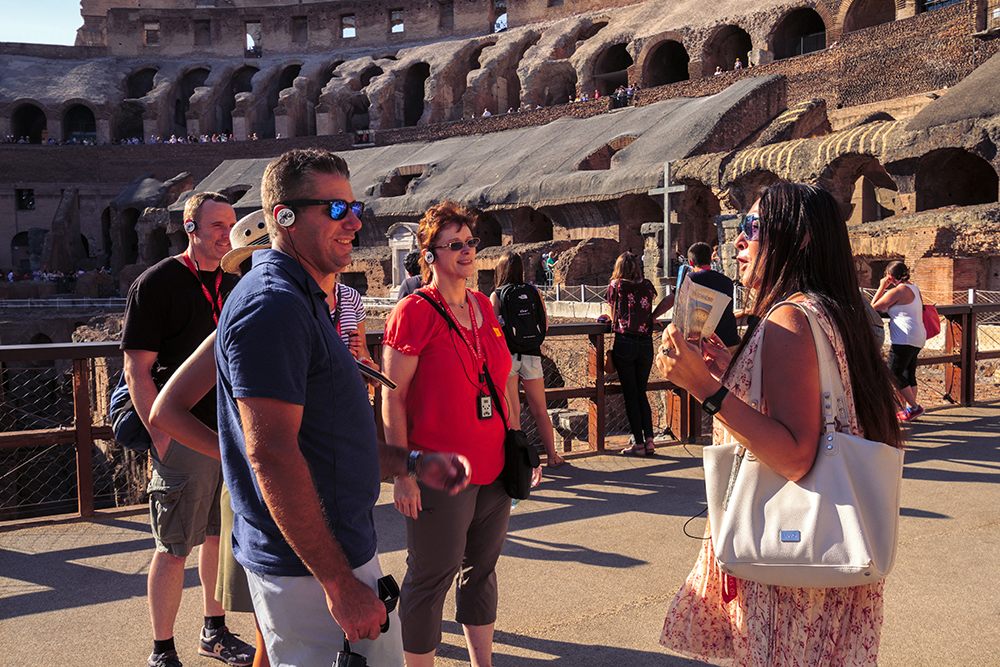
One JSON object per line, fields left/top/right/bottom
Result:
{"left": 432, "top": 287, "right": 482, "bottom": 364}
{"left": 181, "top": 251, "right": 223, "bottom": 325}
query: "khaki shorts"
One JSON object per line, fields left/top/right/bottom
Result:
{"left": 509, "top": 353, "right": 543, "bottom": 381}
{"left": 216, "top": 484, "right": 254, "bottom": 613}
{"left": 147, "top": 438, "right": 222, "bottom": 557}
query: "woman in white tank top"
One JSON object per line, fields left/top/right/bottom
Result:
{"left": 871, "top": 261, "right": 926, "bottom": 421}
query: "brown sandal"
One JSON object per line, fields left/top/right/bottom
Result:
{"left": 620, "top": 443, "right": 648, "bottom": 456}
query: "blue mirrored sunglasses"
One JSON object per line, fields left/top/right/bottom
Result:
{"left": 281, "top": 199, "right": 365, "bottom": 221}
{"left": 738, "top": 212, "right": 760, "bottom": 241}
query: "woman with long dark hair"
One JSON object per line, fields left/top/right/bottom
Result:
{"left": 657, "top": 183, "right": 902, "bottom": 665}
{"left": 597, "top": 251, "right": 671, "bottom": 455}
{"left": 490, "top": 252, "right": 563, "bottom": 466}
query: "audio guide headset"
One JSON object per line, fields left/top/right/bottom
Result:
{"left": 423, "top": 248, "right": 435, "bottom": 265}
{"left": 183, "top": 219, "right": 196, "bottom": 233}
{"left": 275, "top": 206, "right": 296, "bottom": 228}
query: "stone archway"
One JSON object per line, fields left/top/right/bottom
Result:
{"left": 220, "top": 65, "right": 257, "bottom": 136}
{"left": 915, "top": 149, "right": 999, "bottom": 211}
{"left": 771, "top": 8, "right": 827, "bottom": 60}
{"left": 126, "top": 68, "right": 157, "bottom": 99}
{"left": 703, "top": 25, "right": 753, "bottom": 74}
{"left": 63, "top": 104, "right": 96, "bottom": 144}
{"left": 172, "top": 68, "right": 210, "bottom": 137}
{"left": 512, "top": 207, "right": 554, "bottom": 244}
{"left": 402, "top": 63, "right": 430, "bottom": 127}
{"left": 11, "top": 104, "right": 47, "bottom": 144}
{"left": 593, "top": 43, "right": 633, "bottom": 97}
{"left": 842, "top": 0, "right": 896, "bottom": 33}
{"left": 644, "top": 40, "right": 690, "bottom": 87}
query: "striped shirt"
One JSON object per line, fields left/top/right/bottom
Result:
{"left": 330, "top": 283, "right": 366, "bottom": 348}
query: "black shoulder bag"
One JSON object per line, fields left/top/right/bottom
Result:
{"left": 415, "top": 291, "right": 540, "bottom": 499}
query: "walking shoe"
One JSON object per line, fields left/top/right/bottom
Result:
{"left": 198, "top": 626, "right": 254, "bottom": 667}
{"left": 147, "top": 650, "right": 182, "bottom": 667}
{"left": 896, "top": 409, "right": 909, "bottom": 422}
{"left": 905, "top": 405, "right": 925, "bottom": 421}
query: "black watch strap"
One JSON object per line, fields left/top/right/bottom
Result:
{"left": 702, "top": 386, "right": 729, "bottom": 416}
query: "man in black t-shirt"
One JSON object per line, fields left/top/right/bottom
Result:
{"left": 686, "top": 242, "right": 740, "bottom": 351}
{"left": 122, "top": 192, "right": 249, "bottom": 667}
{"left": 661, "top": 242, "right": 741, "bottom": 352}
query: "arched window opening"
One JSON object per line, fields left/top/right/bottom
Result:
{"left": 704, "top": 25, "right": 753, "bottom": 74}
{"left": 173, "top": 68, "right": 210, "bottom": 135}
{"left": 578, "top": 136, "right": 636, "bottom": 171}
{"left": 402, "top": 63, "right": 430, "bottom": 127}
{"left": 12, "top": 104, "right": 47, "bottom": 144}
{"left": 475, "top": 213, "right": 502, "bottom": 249}
{"left": 493, "top": 0, "right": 507, "bottom": 32}
{"left": 116, "top": 101, "right": 145, "bottom": 142}
{"left": 470, "top": 42, "right": 496, "bottom": 70}
{"left": 843, "top": 0, "right": 896, "bottom": 33}
{"left": 512, "top": 207, "right": 554, "bottom": 244}
{"left": 576, "top": 21, "right": 608, "bottom": 43}
{"left": 126, "top": 68, "right": 157, "bottom": 99}
{"left": 594, "top": 43, "right": 633, "bottom": 97}
{"left": 63, "top": 105, "right": 96, "bottom": 144}
{"left": 360, "top": 65, "right": 384, "bottom": 88}
{"left": 915, "top": 149, "right": 999, "bottom": 212}
{"left": 120, "top": 208, "right": 141, "bottom": 266}
{"left": 11, "top": 231, "right": 31, "bottom": 272}
{"left": 772, "top": 9, "right": 826, "bottom": 60}
{"left": 278, "top": 64, "right": 301, "bottom": 92}
{"left": 645, "top": 40, "right": 690, "bottom": 87}
{"left": 219, "top": 66, "right": 257, "bottom": 135}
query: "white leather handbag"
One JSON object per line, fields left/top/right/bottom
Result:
{"left": 703, "top": 302, "right": 905, "bottom": 589}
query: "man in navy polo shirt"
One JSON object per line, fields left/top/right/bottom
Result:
{"left": 215, "top": 149, "right": 470, "bottom": 667}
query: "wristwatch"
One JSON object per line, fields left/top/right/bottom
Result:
{"left": 702, "top": 386, "right": 729, "bottom": 416}
{"left": 407, "top": 450, "right": 421, "bottom": 479}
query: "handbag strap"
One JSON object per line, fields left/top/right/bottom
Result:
{"left": 748, "top": 300, "right": 850, "bottom": 438}
{"left": 415, "top": 291, "right": 510, "bottom": 431}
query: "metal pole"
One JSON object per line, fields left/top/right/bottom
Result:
{"left": 662, "top": 161, "right": 671, "bottom": 281}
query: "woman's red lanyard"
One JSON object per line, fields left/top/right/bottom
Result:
{"left": 181, "top": 250, "right": 223, "bottom": 325}
{"left": 433, "top": 287, "right": 482, "bottom": 368}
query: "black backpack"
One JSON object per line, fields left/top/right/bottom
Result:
{"left": 497, "top": 283, "right": 546, "bottom": 355}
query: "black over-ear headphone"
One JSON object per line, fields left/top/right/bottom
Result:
{"left": 275, "top": 206, "right": 296, "bottom": 228}
{"left": 184, "top": 219, "right": 196, "bottom": 233}
{"left": 423, "top": 248, "right": 435, "bottom": 265}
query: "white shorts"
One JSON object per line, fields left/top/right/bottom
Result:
{"left": 509, "top": 352, "right": 543, "bottom": 381}
{"left": 245, "top": 554, "right": 403, "bottom": 667}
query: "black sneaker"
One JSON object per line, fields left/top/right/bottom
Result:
{"left": 198, "top": 626, "right": 255, "bottom": 667}
{"left": 147, "top": 650, "right": 182, "bottom": 667}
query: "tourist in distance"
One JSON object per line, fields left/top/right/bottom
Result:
{"left": 396, "top": 250, "right": 424, "bottom": 302}
{"left": 382, "top": 202, "right": 539, "bottom": 667}
{"left": 656, "top": 183, "right": 902, "bottom": 665}
{"left": 597, "top": 251, "right": 672, "bottom": 456}
{"left": 871, "top": 260, "right": 927, "bottom": 421}
{"left": 490, "top": 251, "right": 563, "bottom": 467}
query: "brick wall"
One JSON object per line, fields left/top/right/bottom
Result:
{"left": 635, "top": 3, "right": 999, "bottom": 113}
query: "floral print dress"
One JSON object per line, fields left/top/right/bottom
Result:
{"left": 660, "top": 298, "right": 885, "bottom": 667}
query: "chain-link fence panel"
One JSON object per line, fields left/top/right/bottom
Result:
{"left": 0, "top": 354, "right": 149, "bottom": 522}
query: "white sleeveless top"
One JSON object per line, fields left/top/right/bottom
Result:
{"left": 887, "top": 283, "right": 925, "bottom": 347}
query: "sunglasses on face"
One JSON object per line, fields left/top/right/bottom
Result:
{"left": 433, "top": 237, "right": 481, "bottom": 252}
{"left": 281, "top": 199, "right": 365, "bottom": 221}
{"left": 738, "top": 212, "right": 760, "bottom": 242}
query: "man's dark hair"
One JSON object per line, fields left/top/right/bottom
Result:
{"left": 261, "top": 149, "right": 350, "bottom": 234}
{"left": 687, "top": 242, "right": 712, "bottom": 267}
{"left": 403, "top": 250, "right": 421, "bottom": 277}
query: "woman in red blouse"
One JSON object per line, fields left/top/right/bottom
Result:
{"left": 598, "top": 252, "right": 671, "bottom": 455}
{"left": 382, "top": 201, "right": 537, "bottom": 667}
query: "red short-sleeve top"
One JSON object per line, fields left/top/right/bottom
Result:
{"left": 383, "top": 288, "right": 512, "bottom": 486}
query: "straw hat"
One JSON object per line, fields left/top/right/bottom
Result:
{"left": 221, "top": 210, "right": 270, "bottom": 274}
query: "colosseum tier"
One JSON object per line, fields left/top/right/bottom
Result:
{"left": 1, "top": 0, "right": 999, "bottom": 307}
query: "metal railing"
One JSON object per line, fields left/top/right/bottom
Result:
{"left": 0, "top": 298, "right": 127, "bottom": 310}
{"left": 4, "top": 302, "right": 1000, "bottom": 524}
